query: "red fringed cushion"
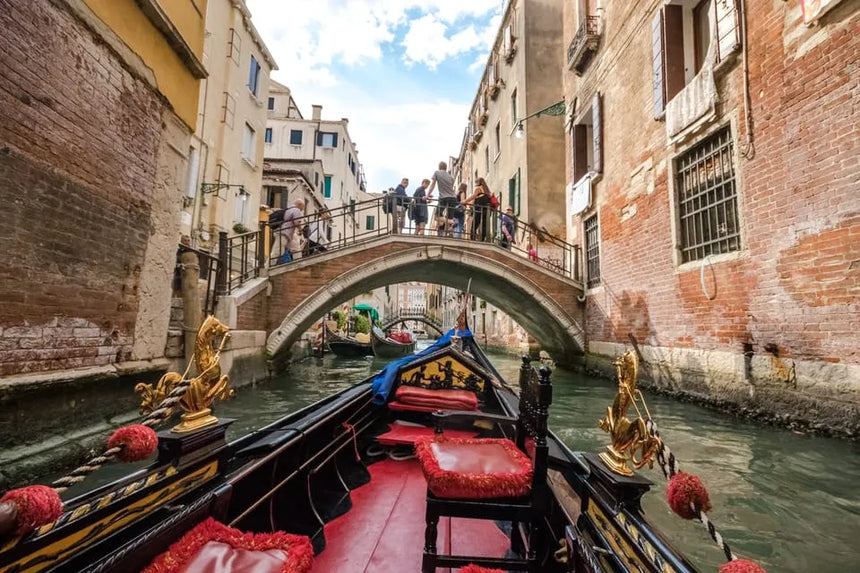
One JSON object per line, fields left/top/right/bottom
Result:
{"left": 142, "top": 517, "right": 313, "bottom": 573}
{"left": 394, "top": 386, "right": 478, "bottom": 411}
{"left": 459, "top": 565, "right": 505, "bottom": 573}
{"left": 388, "top": 332, "right": 413, "bottom": 343}
{"left": 415, "top": 437, "right": 533, "bottom": 499}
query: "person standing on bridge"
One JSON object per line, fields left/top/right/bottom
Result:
{"left": 305, "top": 208, "right": 331, "bottom": 255}
{"left": 392, "top": 178, "right": 409, "bottom": 234}
{"left": 501, "top": 207, "right": 516, "bottom": 250}
{"left": 277, "top": 199, "right": 304, "bottom": 264}
{"left": 464, "top": 178, "right": 493, "bottom": 242}
{"left": 426, "top": 161, "right": 456, "bottom": 237}
{"left": 411, "top": 179, "right": 430, "bottom": 235}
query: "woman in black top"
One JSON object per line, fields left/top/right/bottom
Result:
{"left": 464, "top": 178, "right": 493, "bottom": 242}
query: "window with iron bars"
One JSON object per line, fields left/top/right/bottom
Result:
{"left": 675, "top": 127, "right": 741, "bottom": 263}
{"left": 584, "top": 215, "right": 601, "bottom": 289}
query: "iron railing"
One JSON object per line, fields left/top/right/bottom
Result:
{"left": 175, "top": 244, "right": 220, "bottom": 315}
{"left": 266, "top": 194, "right": 583, "bottom": 283}
{"left": 381, "top": 308, "right": 444, "bottom": 333}
{"left": 219, "top": 227, "right": 265, "bottom": 293}
{"left": 567, "top": 15, "right": 600, "bottom": 72}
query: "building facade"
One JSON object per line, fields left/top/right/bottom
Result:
{"left": 457, "top": 0, "right": 567, "bottom": 238}
{"left": 564, "top": 0, "right": 860, "bottom": 432}
{"left": 0, "top": 0, "right": 207, "bottom": 379}
{"left": 181, "top": 0, "right": 276, "bottom": 247}
{"left": 266, "top": 82, "right": 368, "bottom": 244}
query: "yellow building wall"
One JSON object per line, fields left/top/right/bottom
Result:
{"left": 82, "top": 0, "right": 207, "bottom": 129}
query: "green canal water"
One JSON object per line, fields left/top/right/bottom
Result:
{"left": 55, "top": 348, "right": 860, "bottom": 572}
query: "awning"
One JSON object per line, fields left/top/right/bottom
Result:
{"left": 353, "top": 304, "right": 379, "bottom": 322}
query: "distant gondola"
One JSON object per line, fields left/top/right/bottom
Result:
{"left": 370, "top": 325, "right": 416, "bottom": 359}
{"left": 325, "top": 321, "right": 373, "bottom": 357}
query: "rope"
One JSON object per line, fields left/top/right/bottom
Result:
{"left": 646, "top": 420, "right": 738, "bottom": 562}
{"left": 50, "top": 354, "right": 197, "bottom": 494}
{"left": 342, "top": 423, "right": 361, "bottom": 462}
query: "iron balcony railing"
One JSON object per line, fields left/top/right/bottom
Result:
{"left": 568, "top": 15, "right": 600, "bottom": 74}
{"left": 265, "top": 194, "right": 583, "bottom": 284}
{"left": 218, "top": 228, "right": 265, "bottom": 294}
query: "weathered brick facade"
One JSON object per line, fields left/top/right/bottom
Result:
{"left": 564, "top": 1, "right": 859, "bottom": 433}
{"left": 0, "top": 0, "right": 188, "bottom": 377}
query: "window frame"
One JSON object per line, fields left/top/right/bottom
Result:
{"left": 583, "top": 214, "right": 601, "bottom": 289}
{"left": 267, "top": 96, "right": 275, "bottom": 110}
{"left": 242, "top": 122, "right": 256, "bottom": 165}
{"left": 248, "top": 55, "right": 261, "bottom": 97}
{"left": 317, "top": 131, "right": 338, "bottom": 148}
{"left": 264, "top": 127, "right": 272, "bottom": 144}
{"left": 366, "top": 215, "right": 375, "bottom": 230}
{"left": 289, "top": 129, "right": 303, "bottom": 145}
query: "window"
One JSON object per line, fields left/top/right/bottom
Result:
{"left": 484, "top": 146, "right": 489, "bottom": 173}
{"left": 366, "top": 215, "right": 375, "bottom": 230}
{"left": 289, "top": 129, "right": 302, "bottom": 145}
{"left": 503, "top": 24, "right": 516, "bottom": 60}
{"left": 350, "top": 198, "right": 355, "bottom": 214}
{"left": 324, "top": 175, "right": 332, "bottom": 198}
{"left": 317, "top": 131, "right": 338, "bottom": 148}
{"left": 508, "top": 168, "right": 521, "bottom": 216}
{"left": 233, "top": 189, "right": 248, "bottom": 224}
{"left": 314, "top": 172, "right": 319, "bottom": 188}
{"left": 227, "top": 29, "right": 241, "bottom": 65}
{"left": 494, "top": 122, "right": 501, "bottom": 158}
{"left": 248, "top": 55, "right": 261, "bottom": 96}
{"left": 584, "top": 215, "right": 601, "bottom": 289}
{"left": 675, "top": 127, "right": 740, "bottom": 263}
{"left": 264, "top": 128, "right": 272, "bottom": 143}
{"left": 571, "top": 92, "right": 602, "bottom": 182}
{"left": 185, "top": 147, "right": 199, "bottom": 199}
{"left": 267, "top": 97, "right": 275, "bottom": 110}
{"left": 652, "top": 1, "right": 740, "bottom": 117}
{"left": 221, "top": 92, "right": 235, "bottom": 128}
{"left": 242, "top": 123, "right": 256, "bottom": 164}
{"left": 510, "top": 89, "right": 518, "bottom": 127}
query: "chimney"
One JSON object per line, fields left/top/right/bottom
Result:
{"left": 312, "top": 105, "right": 322, "bottom": 120}
{"left": 341, "top": 117, "right": 349, "bottom": 125}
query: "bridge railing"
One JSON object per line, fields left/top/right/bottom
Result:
{"left": 264, "top": 195, "right": 583, "bottom": 282}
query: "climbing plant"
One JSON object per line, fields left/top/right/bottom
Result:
{"left": 331, "top": 311, "right": 346, "bottom": 331}
{"left": 354, "top": 314, "right": 370, "bottom": 334}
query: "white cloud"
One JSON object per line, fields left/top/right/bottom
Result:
{"left": 245, "top": 0, "right": 505, "bottom": 190}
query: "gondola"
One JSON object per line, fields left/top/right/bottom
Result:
{"left": 370, "top": 325, "right": 416, "bottom": 359}
{"left": 0, "top": 318, "right": 706, "bottom": 573}
{"left": 325, "top": 321, "right": 373, "bottom": 357}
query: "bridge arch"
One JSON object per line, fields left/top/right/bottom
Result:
{"left": 265, "top": 237, "right": 585, "bottom": 366}
{"left": 380, "top": 312, "right": 444, "bottom": 335}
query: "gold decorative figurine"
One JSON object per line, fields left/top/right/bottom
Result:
{"left": 136, "top": 316, "right": 234, "bottom": 433}
{"left": 597, "top": 351, "right": 660, "bottom": 477}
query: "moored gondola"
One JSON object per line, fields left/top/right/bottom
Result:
{"left": 0, "top": 316, "right": 763, "bottom": 573}
{"left": 370, "top": 325, "right": 416, "bottom": 359}
{"left": 325, "top": 321, "right": 373, "bottom": 357}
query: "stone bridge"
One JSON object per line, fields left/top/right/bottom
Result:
{"left": 232, "top": 235, "right": 585, "bottom": 367}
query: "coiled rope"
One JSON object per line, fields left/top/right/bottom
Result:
{"left": 646, "top": 419, "right": 736, "bottom": 562}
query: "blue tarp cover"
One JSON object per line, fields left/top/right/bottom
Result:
{"left": 371, "top": 328, "right": 472, "bottom": 404}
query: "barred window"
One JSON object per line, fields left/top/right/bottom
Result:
{"left": 675, "top": 127, "right": 741, "bottom": 263}
{"left": 584, "top": 215, "right": 601, "bottom": 289}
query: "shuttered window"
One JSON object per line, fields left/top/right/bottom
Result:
{"left": 508, "top": 168, "right": 521, "bottom": 216}
{"left": 592, "top": 92, "right": 602, "bottom": 175}
{"left": 571, "top": 93, "right": 602, "bottom": 182}
{"left": 317, "top": 132, "right": 338, "bottom": 148}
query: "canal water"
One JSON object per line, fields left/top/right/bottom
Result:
{"left": 55, "top": 347, "right": 859, "bottom": 572}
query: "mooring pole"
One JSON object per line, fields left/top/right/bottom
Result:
{"left": 180, "top": 250, "right": 202, "bottom": 367}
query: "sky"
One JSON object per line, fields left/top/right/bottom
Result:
{"left": 245, "top": 0, "right": 505, "bottom": 192}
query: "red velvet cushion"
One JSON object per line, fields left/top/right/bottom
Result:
{"left": 394, "top": 386, "right": 478, "bottom": 411}
{"left": 142, "top": 518, "right": 313, "bottom": 573}
{"left": 459, "top": 565, "right": 505, "bottom": 573}
{"left": 415, "top": 437, "right": 533, "bottom": 499}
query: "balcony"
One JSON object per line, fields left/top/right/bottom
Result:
{"left": 567, "top": 15, "right": 600, "bottom": 75}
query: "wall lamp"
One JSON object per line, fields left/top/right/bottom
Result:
{"left": 514, "top": 99, "right": 566, "bottom": 139}
{"left": 200, "top": 182, "right": 247, "bottom": 197}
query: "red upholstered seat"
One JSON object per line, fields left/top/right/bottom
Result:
{"left": 376, "top": 422, "right": 477, "bottom": 446}
{"left": 393, "top": 386, "right": 479, "bottom": 411}
{"left": 459, "top": 565, "right": 505, "bottom": 573}
{"left": 142, "top": 517, "right": 313, "bottom": 573}
{"left": 415, "top": 437, "right": 533, "bottom": 499}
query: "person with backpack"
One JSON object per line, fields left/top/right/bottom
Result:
{"left": 411, "top": 179, "right": 430, "bottom": 235}
{"left": 273, "top": 199, "right": 304, "bottom": 264}
{"left": 304, "top": 209, "right": 331, "bottom": 255}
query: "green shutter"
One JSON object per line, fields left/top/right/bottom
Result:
{"left": 508, "top": 169, "right": 521, "bottom": 216}
{"left": 324, "top": 176, "right": 332, "bottom": 198}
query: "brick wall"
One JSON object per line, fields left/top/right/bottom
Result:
{"left": 0, "top": 0, "right": 165, "bottom": 376}
{"left": 564, "top": 1, "right": 859, "bottom": 426}
{"left": 236, "top": 289, "right": 268, "bottom": 332}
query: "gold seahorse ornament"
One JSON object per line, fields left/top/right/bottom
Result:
{"left": 135, "top": 316, "right": 235, "bottom": 433}
{"left": 597, "top": 351, "right": 661, "bottom": 477}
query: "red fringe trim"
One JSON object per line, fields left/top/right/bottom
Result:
{"left": 415, "top": 437, "right": 533, "bottom": 499}
{"left": 719, "top": 559, "right": 767, "bottom": 573}
{"left": 459, "top": 565, "right": 505, "bottom": 573}
{"left": 141, "top": 517, "right": 313, "bottom": 573}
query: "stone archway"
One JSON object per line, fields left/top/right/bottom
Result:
{"left": 265, "top": 239, "right": 584, "bottom": 366}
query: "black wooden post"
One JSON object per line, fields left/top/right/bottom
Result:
{"left": 216, "top": 231, "right": 229, "bottom": 295}
{"left": 256, "top": 221, "right": 266, "bottom": 274}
